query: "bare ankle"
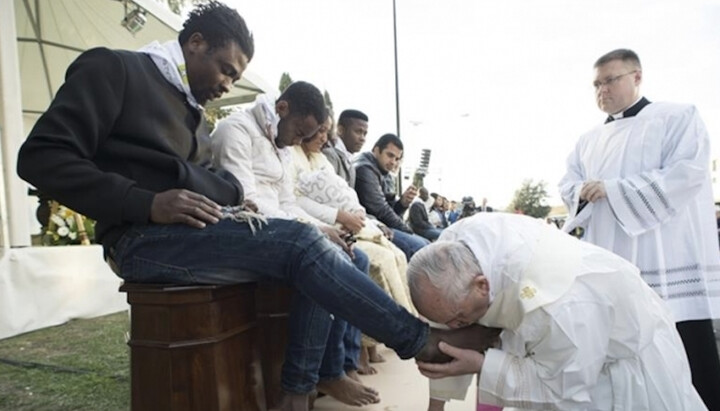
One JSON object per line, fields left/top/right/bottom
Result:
{"left": 346, "top": 369, "right": 361, "bottom": 382}
{"left": 358, "top": 346, "right": 378, "bottom": 375}
{"left": 368, "top": 346, "right": 386, "bottom": 363}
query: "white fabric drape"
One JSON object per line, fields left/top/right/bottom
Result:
{"left": 0, "top": 246, "right": 127, "bottom": 339}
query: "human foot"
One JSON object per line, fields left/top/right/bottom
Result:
{"left": 308, "top": 390, "right": 319, "bottom": 410}
{"left": 269, "top": 392, "right": 310, "bottom": 411}
{"left": 345, "top": 369, "right": 362, "bottom": 382}
{"left": 357, "top": 346, "right": 378, "bottom": 375}
{"left": 415, "top": 324, "right": 501, "bottom": 363}
{"left": 317, "top": 374, "right": 380, "bottom": 406}
{"left": 368, "top": 345, "right": 386, "bottom": 363}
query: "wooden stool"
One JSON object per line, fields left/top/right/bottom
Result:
{"left": 121, "top": 283, "right": 266, "bottom": 411}
{"left": 255, "top": 283, "right": 293, "bottom": 409}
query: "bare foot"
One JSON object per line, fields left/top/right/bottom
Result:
{"left": 307, "top": 391, "right": 317, "bottom": 410}
{"left": 345, "top": 369, "right": 362, "bottom": 382}
{"left": 357, "top": 346, "right": 377, "bottom": 375}
{"left": 368, "top": 345, "right": 386, "bottom": 363}
{"left": 415, "top": 324, "right": 502, "bottom": 363}
{"left": 317, "top": 374, "right": 380, "bottom": 406}
{"left": 269, "top": 392, "right": 310, "bottom": 411}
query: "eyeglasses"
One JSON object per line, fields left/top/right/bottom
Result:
{"left": 593, "top": 70, "right": 638, "bottom": 90}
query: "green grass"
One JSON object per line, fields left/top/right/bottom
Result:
{"left": 0, "top": 312, "right": 130, "bottom": 410}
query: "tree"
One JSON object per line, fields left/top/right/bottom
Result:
{"left": 204, "top": 106, "right": 234, "bottom": 132}
{"left": 166, "top": 0, "right": 205, "bottom": 15}
{"left": 279, "top": 72, "right": 293, "bottom": 93}
{"left": 508, "top": 179, "right": 551, "bottom": 218}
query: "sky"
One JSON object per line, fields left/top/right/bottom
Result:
{"left": 221, "top": 0, "right": 720, "bottom": 210}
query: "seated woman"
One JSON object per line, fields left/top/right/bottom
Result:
{"left": 289, "top": 118, "right": 415, "bottom": 373}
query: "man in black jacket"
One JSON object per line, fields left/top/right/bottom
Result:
{"left": 408, "top": 187, "right": 442, "bottom": 241}
{"left": 15, "top": 3, "right": 495, "bottom": 410}
{"left": 355, "top": 134, "right": 430, "bottom": 258}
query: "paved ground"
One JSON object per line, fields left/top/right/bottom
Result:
{"left": 314, "top": 323, "right": 720, "bottom": 411}
{"left": 313, "top": 346, "right": 477, "bottom": 411}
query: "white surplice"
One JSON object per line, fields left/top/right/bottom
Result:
{"left": 428, "top": 214, "right": 705, "bottom": 410}
{"left": 559, "top": 101, "right": 720, "bottom": 322}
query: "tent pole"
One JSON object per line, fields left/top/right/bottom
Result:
{"left": 0, "top": 0, "right": 32, "bottom": 247}
{"left": 392, "top": 0, "right": 404, "bottom": 194}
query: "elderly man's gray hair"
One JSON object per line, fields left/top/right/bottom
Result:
{"left": 407, "top": 241, "right": 483, "bottom": 304}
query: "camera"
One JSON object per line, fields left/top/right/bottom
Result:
{"left": 341, "top": 232, "right": 357, "bottom": 246}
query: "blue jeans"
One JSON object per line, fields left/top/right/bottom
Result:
{"left": 390, "top": 229, "right": 431, "bottom": 259}
{"left": 416, "top": 227, "right": 443, "bottom": 242}
{"left": 108, "top": 219, "right": 427, "bottom": 394}
{"left": 343, "top": 325, "right": 361, "bottom": 371}
{"left": 344, "top": 250, "right": 367, "bottom": 372}
{"left": 317, "top": 319, "right": 362, "bottom": 380}
{"left": 318, "top": 247, "right": 368, "bottom": 380}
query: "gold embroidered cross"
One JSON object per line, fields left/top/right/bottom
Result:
{"left": 520, "top": 286, "right": 536, "bottom": 299}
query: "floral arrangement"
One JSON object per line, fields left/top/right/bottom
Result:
{"left": 42, "top": 202, "right": 95, "bottom": 246}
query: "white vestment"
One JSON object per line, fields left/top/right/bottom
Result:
{"left": 559, "top": 102, "right": 720, "bottom": 322}
{"left": 429, "top": 214, "right": 705, "bottom": 410}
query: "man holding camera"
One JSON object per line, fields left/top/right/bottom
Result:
{"left": 355, "top": 133, "right": 430, "bottom": 259}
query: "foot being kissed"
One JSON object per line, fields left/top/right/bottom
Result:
{"left": 415, "top": 324, "right": 501, "bottom": 363}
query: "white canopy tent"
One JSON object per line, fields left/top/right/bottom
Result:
{"left": 0, "top": 0, "right": 273, "bottom": 339}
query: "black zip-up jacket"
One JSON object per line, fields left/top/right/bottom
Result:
{"left": 17, "top": 47, "right": 243, "bottom": 248}
{"left": 408, "top": 201, "right": 435, "bottom": 233}
{"left": 353, "top": 152, "right": 411, "bottom": 232}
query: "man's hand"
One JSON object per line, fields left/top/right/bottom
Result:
{"left": 242, "top": 199, "right": 258, "bottom": 213}
{"left": 319, "top": 225, "right": 355, "bottom": 258}
{"left": 400, "top": 185, "right": 419, "bottom": 207}
{"left": 417, "top": 341, "right": 485, "bottom": 379}
{"left": 378, "top": 223, "right": 394, "bottom": 240}
{"left": 336, "top": 210, "right": 365, "bottom": 234}
{"left": 579, "top": 181, "right": 607, "bottom": 203}
{"left": 150, "top": 189, "right": 223, "bottom": 228}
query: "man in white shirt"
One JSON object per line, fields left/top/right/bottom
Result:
{"left": 211, "top": 82, "right": 380, "bottom": 407}
{"left": 408, "top": 214, "right": 705, "bottom": 411}
{"left": 559, "top": 48, "right": 720, "bottom": 409}
{"left": 323, "top": 109, "right": 368, "bottom": 187}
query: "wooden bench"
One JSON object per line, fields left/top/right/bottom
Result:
{"left": 120, "top": 282, "right": 292, "bottom": 411}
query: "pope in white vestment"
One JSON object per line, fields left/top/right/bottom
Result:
{"left": 408, "top": 214, "right": 705, "bottom": 410}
